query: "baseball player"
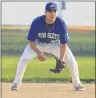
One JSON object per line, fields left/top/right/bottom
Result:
{"left": 11, "top": 2, "right": 84, "bottom": 91}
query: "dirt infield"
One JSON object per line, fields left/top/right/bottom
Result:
{"left": 2, "top": 83, "right": 95, "bottom": 98}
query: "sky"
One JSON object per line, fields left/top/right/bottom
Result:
{"left": 2, "top": 2, "right": 95, "bottom": 26}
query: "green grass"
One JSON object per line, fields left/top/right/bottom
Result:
{"left": 2, "top": 31, "right": 95, "bottom": 56}
{"left": 2, "top": 56, "right": 95, "bottom": 83}
{"left": 1, "top": 30, "right": 95, "bottom": 82}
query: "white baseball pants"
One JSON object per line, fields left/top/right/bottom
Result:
{"left": 13, "top": 43, "right": 82, "bottom": 86}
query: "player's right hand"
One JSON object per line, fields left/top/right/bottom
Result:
{"left": 37, "top": 52, "right": 46, "bottom": 61}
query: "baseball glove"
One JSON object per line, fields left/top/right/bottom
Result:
{"left": 50, "top": 55, "right": 65, "bottom": 73}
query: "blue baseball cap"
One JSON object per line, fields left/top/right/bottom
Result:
{"left": 45, "top": 2, "right": 58, "bottom": 11}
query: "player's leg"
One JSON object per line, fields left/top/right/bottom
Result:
{"left": 49, "top": 44, "right": 84, "bottom": 90}
{"left": 64, "top": 47, "right": 81, "bottom": 83}
{"left": 64, "top": 47, "right": 84, "bottom": 91}
{"left": 11, "top": 44, "right": 37, "bottom": 90}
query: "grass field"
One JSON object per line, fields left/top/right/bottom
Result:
{"left": 1, "top": 30, "right": 95, "bottom": 83}
{"left": 2, "top": 56, "right": 95, "bottom": 83}
{"left": 2, "top": 30, "right": 95, "bottom": 56}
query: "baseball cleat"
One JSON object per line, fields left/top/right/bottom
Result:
{"left": 11, "top": 83, "right": 19, "bottom": 91}
{"left": 74, "top": 84, "right": 85, "bottom": 91}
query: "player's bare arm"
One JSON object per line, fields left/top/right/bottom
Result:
{"left": 29, "top": 41, "right": 46, "bottom": 61}
{"left": 29, "top": 41, "right": 41, "bottom": 54}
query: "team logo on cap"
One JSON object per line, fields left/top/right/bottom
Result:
{"left": 49, "top": 4, "right": 55, "bottom": 8}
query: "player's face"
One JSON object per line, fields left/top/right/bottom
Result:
{"left": 45, "top": 10, "right": 56, "bottom": 24}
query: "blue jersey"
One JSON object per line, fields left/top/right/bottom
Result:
{"left": 27, "top": 15, "right": 69, "bottom": 44}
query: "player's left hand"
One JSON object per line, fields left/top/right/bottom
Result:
{"left": 50, "top": 55, "right": 65, "bottom": 73}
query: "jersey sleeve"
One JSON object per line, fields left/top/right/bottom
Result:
{"left": 27, "top": 19, "right": 37, "bottom": 41}
{"left": 60, "top": 20, "right": 69, "bottom": 44}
